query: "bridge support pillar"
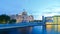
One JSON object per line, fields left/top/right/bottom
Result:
{"left": 42, "top": 16, "right": 47, "bottom": 34}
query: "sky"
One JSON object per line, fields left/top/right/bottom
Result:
{"left": 0, "top": 0, "right": 60, "bottom": 20}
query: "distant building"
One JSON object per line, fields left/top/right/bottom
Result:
{"left": 10, "top": 15, "right": 16, "bottom": 20}
{"left": 45, "top": 17, "right": 53, "bottom": 23}
{"left": 53, "top": 15, "right": 60, "bottom": 24}
{"left": 28, "top": 15, "right": 34, "bottom": 22}
{"left": 16, "top": 15, "right": 23, "bottom": 23}
{"left": 45, "top": 17, "right": 53, "bottom": 31}
{"left": 53, "top": 15, "right": 60, "bottom": 31}
{"left": 45, "top": 17, "right": 53, "bottom": 24}
{"left": 10, "top": 10, "right": 34, "bottom": 23}
{"left": 21, "top": 11, "right": 29, "bottom": 22}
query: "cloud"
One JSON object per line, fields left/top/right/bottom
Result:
{"left": 42, "top": 7, "right": 60, "bottom": 16}
{"left": 32, "top": 6, "right": 60, "bottom": 20}
{"left": 52, "top": 7, "right": 60, "bottom": 12}
{"left": 44, "top": 13, "right": 56, "bottom": 17}
{"left": 34, "top": 15, "right": 42, "bottom": 20}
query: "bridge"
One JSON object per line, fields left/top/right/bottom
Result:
{"left": 0, "top": 22, "right": 44, "bottom": 29}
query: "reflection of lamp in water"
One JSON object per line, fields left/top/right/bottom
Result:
{"left": 46, "top": 23, "right": 52, "bottom": 31}
{"left": 58, "top": 25, "right": 60, "bottom": 32}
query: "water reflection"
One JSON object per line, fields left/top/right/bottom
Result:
{"left": 58, "top": 25, "right": 60, "bottom": 32}
{"left": 46, "top": 25, "right": 52, "bottom": 34}
{"left": 46, "top": 25, "right": 60, "bottom": 34}
{"left": 46, "top": 25, "right": 57, "bottom": 34}
{"left": 32, "top": 25, "right": 60, "bottom": 34}
{"left": 32, "top": 26, "right": 43, "bottom": 34}
{"left": 17, "top": 27, "right": 32, "bottom": 34}
{"left": 0, "top": 25, "right": 60, "bottom": 34}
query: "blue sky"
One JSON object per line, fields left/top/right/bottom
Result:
{"left": 0, "top": 0, "right": 60, "bottom": 20}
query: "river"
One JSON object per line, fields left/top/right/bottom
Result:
{"left": 0, "top": 25, "right": 60, "bottom": 34}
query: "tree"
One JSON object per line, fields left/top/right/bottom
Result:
{"left": 9, "top": 19, "right": 16, "bottom": 24}
{"left": 0, "top": 14, "right": 10, "bottom": 24}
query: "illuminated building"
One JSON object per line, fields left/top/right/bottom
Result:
{"left": 10, "top": 10, "right": 34, "bottom": 23}
{"left": 15, "top": 10, "right": 34, "bottom": 23}
{"left": 45, "top": 17, "right": 53, "bottom": 31}
{"left": 53, "top": 15, "right": 60, "bottom": 24}
{"left": 16, "top": 15, "right": 23, "bottom": 23}
{"left": 53, "top": 15, "right": 60, "bottom": 31}
{"left": 28, "top": 15, "right": 34, "bottom": 22}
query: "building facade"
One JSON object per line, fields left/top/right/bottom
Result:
{"left": 28, "top": 15, "right": 34, "bottom": 22}
{"left": 45, "top": 17, "right": 53, "bottom": 31}
{"left": 53, "top": 15, "right": 60, "bottom": 31}
{"left": 53, "top": 15, "right": 60, "bottom": 24}
{"left": 10, "top": 11, "right": 34, "bottom": 23}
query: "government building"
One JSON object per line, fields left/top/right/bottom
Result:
{"left": 10, "top": 10, "right": 34, "bottom": 23}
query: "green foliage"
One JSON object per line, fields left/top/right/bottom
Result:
{"left": 0, "top": 14, "right": 10, "bottom": 24}
{"left": 0, "top": 14, "right": 17, "bottom": 24}
{"left": 9, "top": 19, "right": 16, "bottom": 24}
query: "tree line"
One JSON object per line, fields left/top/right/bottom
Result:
{"left": 0, "top": 14, "right": 16, "bottom": 24}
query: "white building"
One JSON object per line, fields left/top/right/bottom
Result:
{"left": 28, "top": 15, "right": 34, "bottom": 22}
{"left": 11, "top": 10, "right": 34, "bottom": 23}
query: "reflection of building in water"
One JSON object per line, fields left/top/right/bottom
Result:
{"left": 45, "top": 17, "right": 53, "bottom": 31}
{"left": 53, "top": 15, "right": 60, "bottom": 31}
{"left": 18, "top": 27, "right": 32, "bottom": 34}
